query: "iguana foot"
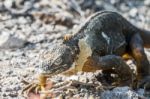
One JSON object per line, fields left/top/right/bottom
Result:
{"left": 21, "top": 74, "right": 52, "bottom": 98}
{"left": 21, "top": 80, "right": 45, "bottom": 96}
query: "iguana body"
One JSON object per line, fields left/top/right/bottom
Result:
{"left": 23, "top": 11, "right": 150, "bottom": 96}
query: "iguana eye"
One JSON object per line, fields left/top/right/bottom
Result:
{"left": 54, "top": 58, "right": 62, "bottom": 65}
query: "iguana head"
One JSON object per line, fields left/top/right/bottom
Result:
{"left": 39, "top": 43, "right": 75, "bottom": 76}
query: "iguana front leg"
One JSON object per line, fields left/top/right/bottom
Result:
{"left": 91, "top": 55, "right": 133, "bottom": 86}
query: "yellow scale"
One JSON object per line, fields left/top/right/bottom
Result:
{"left": 62, "top": 38, "right": 100, "bottom": 75}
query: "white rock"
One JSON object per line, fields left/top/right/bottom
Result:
{"left": 103, "top": 3, "right": 118, "bottom": 12}
{"left": 101, "top": 87, "right": 144, "bottom": 99}
{"left": 79, "top": 76, "right": 87, "bottom": 83}
{"left": 119, "top": 3, "right": 129, "bottom": 12}
{"left": 4, "top": 0, "right": 13, "bottom": 9}
{"left": 110, "top": 0, "right": 120, "bottom": 5}
{"left": 0, "top": 33, "right": 26, "bottom": 49}
{"left": 67, "top": 75, "right": 79, "bottom": 81}
{"left": 129, "top": 8, "right": 138, "bottom": 17}
{"left": 144, "top": 0, "right": 150, "bottom": 6}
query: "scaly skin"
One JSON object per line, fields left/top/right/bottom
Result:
{"left": 23, "top": 11, "right": 150, "bottom": 96}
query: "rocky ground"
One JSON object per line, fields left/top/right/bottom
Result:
{"left": 0, "top": 0, "right": 150, "bottom": 99}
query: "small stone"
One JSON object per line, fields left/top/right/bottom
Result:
{"left": 73, "top": 94, "right": 80, "bottom": 98}
{"left": 129, "top": 8, "right": 138, "bottom": 17}
{"left": 9, "top": 92, "right": 17, "bottom": 97}
{"left": 101, "top": 87, "right": 141, "bottom": 99}
{"left": 110, "top": 0, "right": 120, "bottom": 5}
{"left": 17, "top": 17, "right": 29, "bottom": 24}
{"left": 0, "top": 33, "right": 27, "bottom": 49}
{"left": 77, "top": 71, "right": 84, "bottom": 75}
{"left": 4, "top": 0, "right": 13, "bottom": 9}
{"left": 55, "top": 94, "right": 63, "bottom": 99}
{"left": 67, "top": 75, "right": 79, "bottom": 81}
{"left": 126, "top": 60, "right": 136, "bottom": 73}
{"left": 3, "top": 93, "right": 7, "bottom": 97}
{"left": 6, "top": 70, "right": 13, "bottom": 75}
{"left": 138, "top": 14, "right": 145, "bottom": 22}
{"left": 52, "top": 75, "right": 63, "bottom": 82}
{"left": 65, "top": 89, "right": 74, "bottom": 96}
{"left": 119, "top": 3, "right": 129, "bottom": 12}
{"left": 103, "top": 3, "right": 118, "bottom": 12}
{"left": 137, "top": 89, "right": 144, "bottom": 96}
{"left": 14, "top": 86, "right": 21, "bottom": 91}
{"left": 80, "top": 88, "right": 88, "bottom": 93}
{"left": 144, "top": 0, "right": 150, "bottom": 6}
{"left": 88, "top": 95, "right": 95, "bottom": 99}
{"left": 40, "top": 93, "right": 48, "bottom": 99}
{"left": 79, "top": 76, "right": 87, "bottom": 83}
{"left": 83, "top": 93, "right": 89, "bottom": 98}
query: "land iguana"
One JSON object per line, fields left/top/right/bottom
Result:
{"left": 23, "top": 11, "right": 150, "bottom": 96}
